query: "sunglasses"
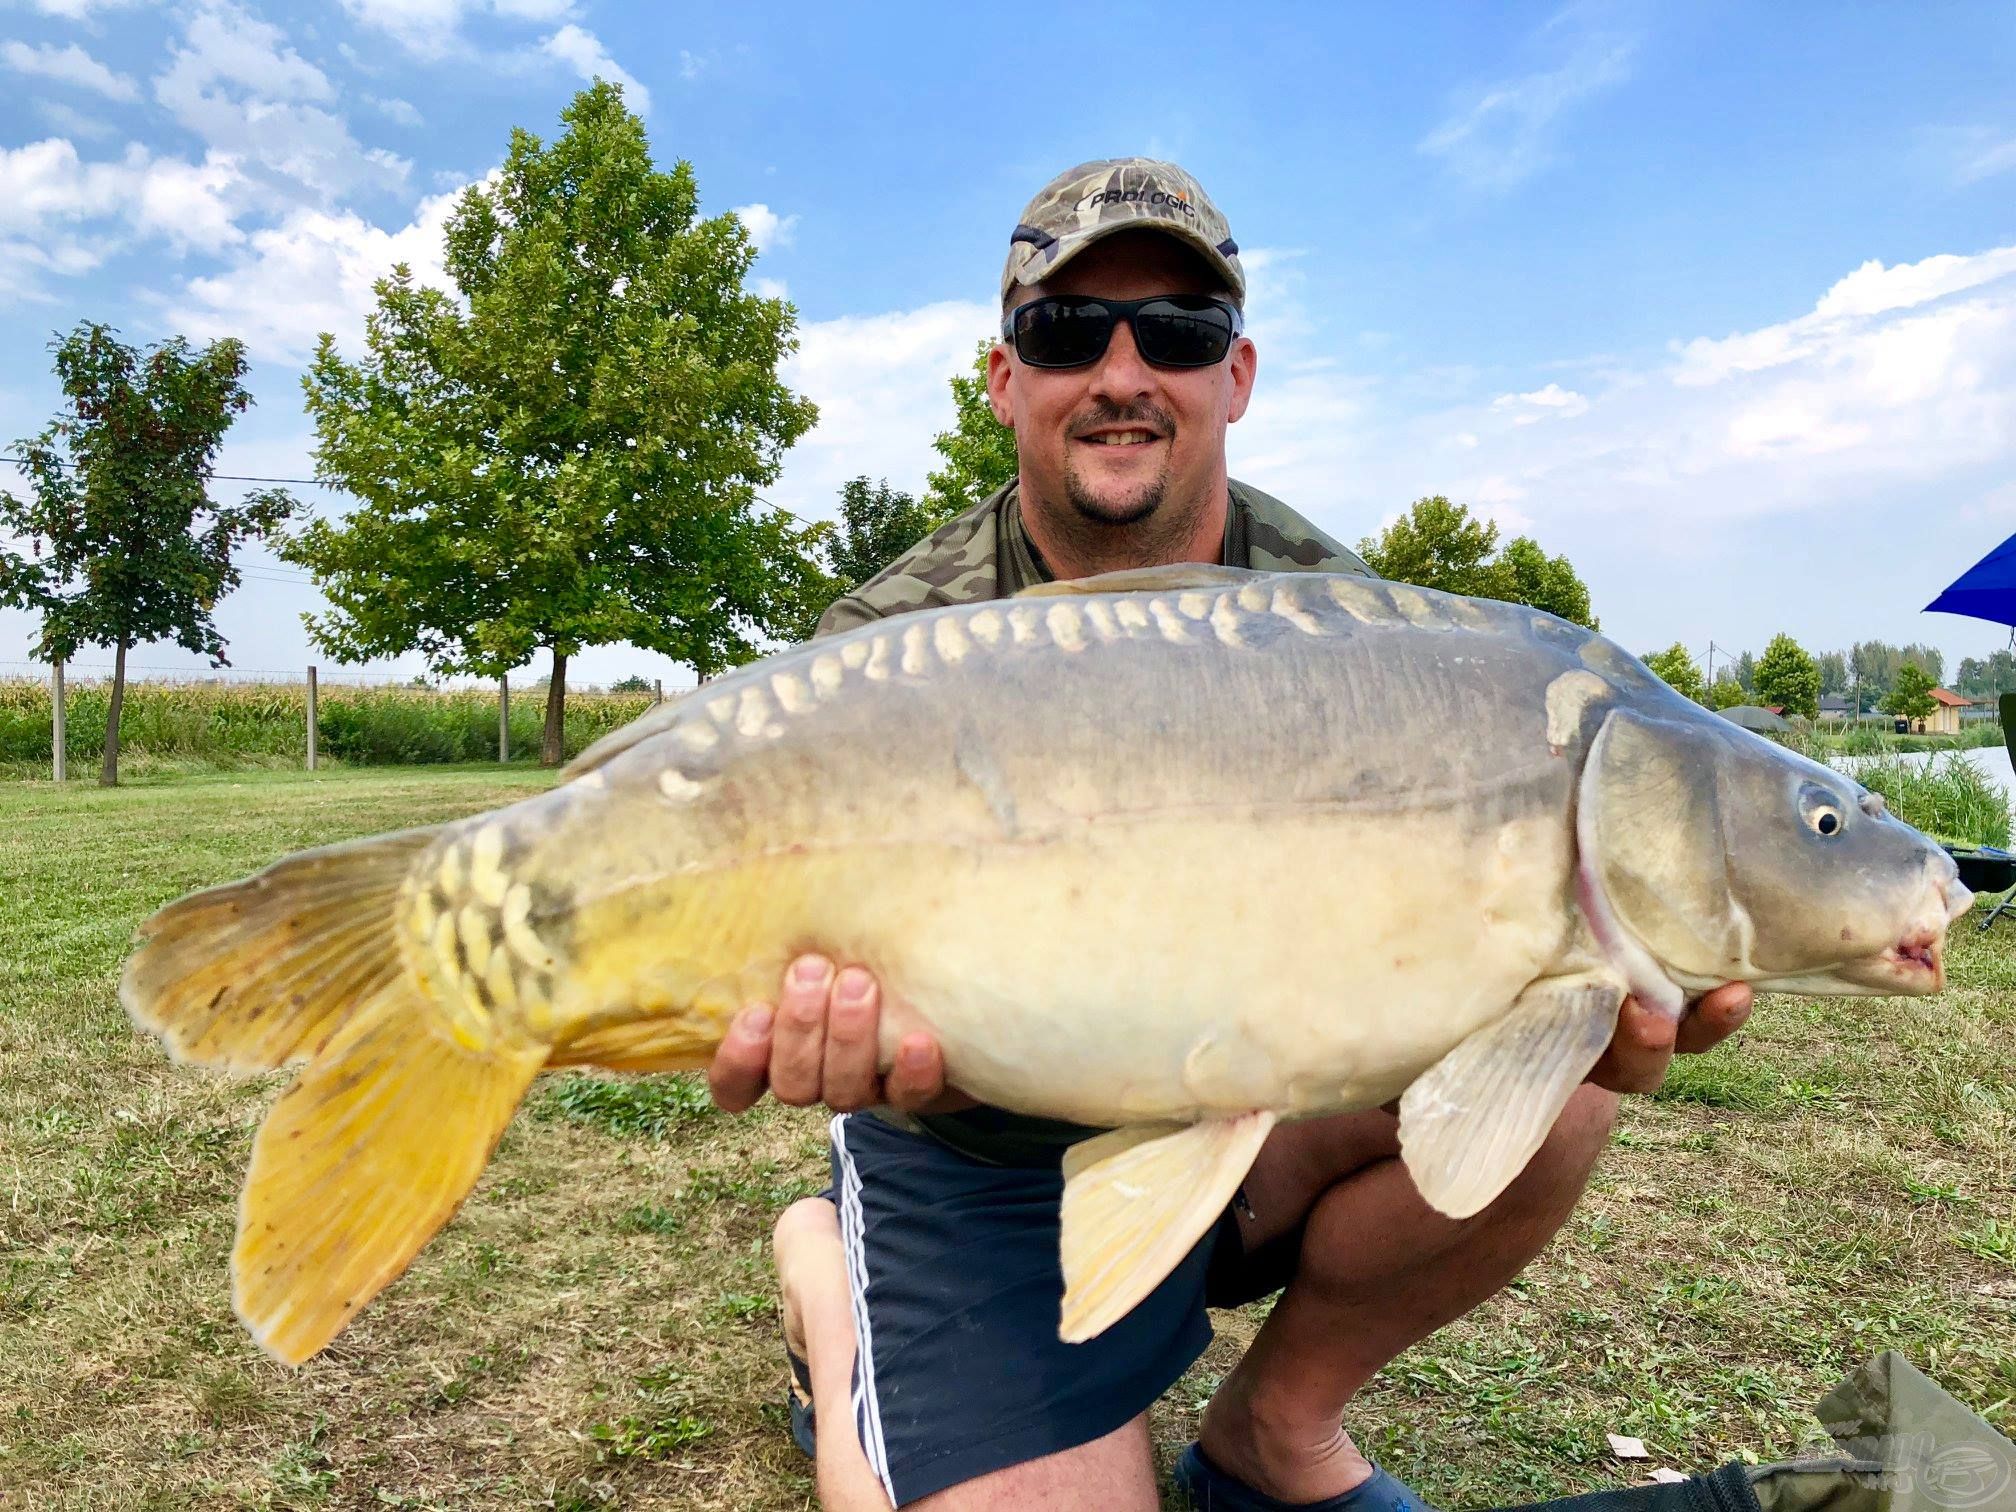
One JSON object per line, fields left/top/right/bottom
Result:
{"left": 1001, "top": 294, "right": 1244, "bottom": 370}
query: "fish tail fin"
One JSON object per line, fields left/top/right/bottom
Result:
{"left": 234, "top": 990, "right": 547, "bottom": 1365}
{"left": 120, "top": 826, "right": 443, "bottom": 1073}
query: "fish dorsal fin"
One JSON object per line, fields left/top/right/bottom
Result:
{"left": 1016, "top": 563, "right": 1265, "bottom": 598}
{"left": 1057, "top": 1111, "right": 1275, "bottom": 1342}
{"left": 1398, "top": 973, "right": 1624, "bottom": 1219}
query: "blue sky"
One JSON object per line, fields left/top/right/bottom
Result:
{"left": 1, "top": 0, "right": 2013, "bottom": 688}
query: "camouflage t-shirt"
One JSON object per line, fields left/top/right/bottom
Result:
{"left": 815, "top": 477, "right": 1374, "bottom": 1167}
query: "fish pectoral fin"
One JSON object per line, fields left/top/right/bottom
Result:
{"left": 1398, "top": 973, "right": 1625, "bottom": 1221}
{"left": 1057, "top": 1111, "right": 1276, "bottom": 1344}
{"left": 234, "top": 993, "right": 548, "bottom": 1366}
{"left": 1015, "top": 563, "right": 1265, "bottom": 598}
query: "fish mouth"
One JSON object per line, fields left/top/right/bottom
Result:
{"left": 1839, "top": 929, "right": 1946, "bottom": 994}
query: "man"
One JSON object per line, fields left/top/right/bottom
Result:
{"left": 707, "top": 158, "right": 1753, "bottom": 1512}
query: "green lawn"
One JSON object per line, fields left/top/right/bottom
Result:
{"left": 0, "top": 767, "right": 2011, "bottom": 1509}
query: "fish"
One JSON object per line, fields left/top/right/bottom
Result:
{"left": 119, "top": 563, "right": 1973, "bottom": 1365}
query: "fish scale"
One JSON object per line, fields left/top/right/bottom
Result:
{"left": 120, "top": 562, "right": 1968, "bottom": 1363}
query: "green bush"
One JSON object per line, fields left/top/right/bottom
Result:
{"left": 1855, "top": 755, "right": 2011, "bottom": 849}
{"left": 0, "top": 678, "right": 657, "bottom": 774}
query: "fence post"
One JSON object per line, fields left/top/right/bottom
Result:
{"left": 51, "top": 659, "right": 65, "bottom": 784}
{"left": 306, "top": 665, "right": 318, "bottom": 771}
{"left": 654, "top": 678, "right": 663, "bottom": 705}
{"left": 498, "top": 677, "right": 510, "bottom": 763}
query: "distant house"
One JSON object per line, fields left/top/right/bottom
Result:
{"left": 1927, "top": 687, "right": 1971, "bottom": 735}
{"left": 1818, "top": 694, "right": 1851, "bottom": 721}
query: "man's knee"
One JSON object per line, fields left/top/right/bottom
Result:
{"left": 1522, "top": 1083, "right": 1619, "bottom": 1201}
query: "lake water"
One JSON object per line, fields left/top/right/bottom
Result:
{"left": 1828, "top": 745, "right": 2016, "bottom": 832}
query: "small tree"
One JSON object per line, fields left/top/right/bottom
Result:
{"left": 287, "top": 84, "right": 822, "bottom": 764}
{"left": 0, "top": 323, "right": 295, "bottom": 784}
{"left": 1642, "top": 643, "right": 1706, "bottom": 703}
{"left": 1882, "top": 662, "right": 1938, "bottom": 724}
{"left": 1707, "top": 675, "right": 1748, "bottom": 710}
{"left": 1734, "top": 650, "right": 1756, "bottom": 692}
{"left": 1752, "top": 632, "right": 1820, "bottom": 720}
{"left": 1358, "top": 496, "right": 1598, "bottom": 628}
{"left": 923, "top": 339, "right": 1019, "bottom": 519}
{"left": 774, "top": 476, "right": 957, "bottom": 642}
{"left": 1816, "top": 649, "right": 1848, "bottom": 697}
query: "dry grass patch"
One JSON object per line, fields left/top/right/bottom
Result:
{"left": 0, "top": 766, "right": 2011, "bottom": 1508}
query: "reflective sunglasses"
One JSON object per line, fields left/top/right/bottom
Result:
{"left": 1001, "top": 294, "right": 1243, "bottom": 370}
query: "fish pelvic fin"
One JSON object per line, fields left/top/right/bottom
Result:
{"left": 1057, "top": 1111, "right": 1275, "bottom": 1344}
{"left": 233, "top": 989, "right": 548, "bottom": 1365}
{"left": 1398, "top": 972, "right": 1624, "bottom": 1220}
{"left": 120, "top": 825, "right": 444, "bottom": 1074}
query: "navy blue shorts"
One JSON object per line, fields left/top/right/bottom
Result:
{"left": 821, "top": 1110, "right": 1300, "bottom": 1507}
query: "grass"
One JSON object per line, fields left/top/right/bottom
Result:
{"left": 0, "top": 766, "right": 2011, "bottom": 1507}
{"left": 1852, "top": 754, "right": 2012, "bottom": 848}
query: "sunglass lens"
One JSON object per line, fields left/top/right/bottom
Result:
{"left": 1015, "top": 298, "right": 1114, "bottom": 367}
{"left": 1134, "top": 299, "right": 1235, "bottom": 367}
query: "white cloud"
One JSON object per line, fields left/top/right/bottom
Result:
{"left": 731, "top": 202, "right": 796, "bottom": 254}
{"left": 342, "top": 0, "right": 578, "bottom": 58}
{"left": 539, "top": 24, "right": 651, "bottom": 114}
{"left": 492, "top": 0, "right": 576, "bottom": 17}
{"left": 28, "top": 0, "right": 143, "bottom": 17}
{"left": 163, "top": 182, "right": 472, "bottom": 364}
{"left": 1492, "top": 382, "right": 1589, "bottom": 423}
{"left": 1419, "top": 13, "right": 1634, "bottom": 190}
{"left": 367, "top": 95, "right": 425, "bottom": 128}
{"left": 155, "top": 2, "right": 405, "bottom": 201}
{"left": 771, "top": 300, "right": 997, "bottom": 516}
{"left": 0, "top": 139, "right": 244, "bottom": 251}
{"left": 678, "top": 49, "right": 708, "bottom": 80}
{"left": 38, "top": 100, "right": 117, "bottom": 141}
{"left": 1, "top": 41, "right": 139, "bottom": 101}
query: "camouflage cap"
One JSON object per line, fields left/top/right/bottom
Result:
{"left": 1001, "top": 157, "right": 1244, "bottom": 308}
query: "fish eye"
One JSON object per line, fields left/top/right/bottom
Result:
{"left": 1799, "top": 783, "right": 1845, "bottom": 838}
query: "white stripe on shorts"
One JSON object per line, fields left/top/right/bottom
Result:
{"left": 831, "top": 1113, "right": 897, "bottom": 1504}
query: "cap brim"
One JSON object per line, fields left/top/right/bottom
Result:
{"left": 1003, "top": 219, "right": 1244, "bottom": 305}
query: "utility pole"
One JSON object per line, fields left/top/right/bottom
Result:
{"left": 498, "top": 677, "right": 510, "bottom": 763}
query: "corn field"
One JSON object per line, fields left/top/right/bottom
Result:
{"left": 0, "top": 678, "right": 658, "bottom": 776}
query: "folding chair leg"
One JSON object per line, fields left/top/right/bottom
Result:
{"left": 1978, "top": 886, "right": 2016, "bottom": 933}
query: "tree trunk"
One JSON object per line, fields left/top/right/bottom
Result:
{"left": 541, "top": 648, "right": 567, "bottom": 767}
{"left": 100, "top": 639, "right": 127, "bottom": 787}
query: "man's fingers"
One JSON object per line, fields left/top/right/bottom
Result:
{"left": 1587, "top": 996, "right": 1679, "bottom": 1095}
{"left": 820, "top": 967, "right": 883, "bottom": 1113}
{"left": 707, "top": 1004, "right": 775, "bottom": 1113}
{"left": 1675, "top": 982, "right": 1753, "bottom": 1054}
{"left": 884, "top": 1031, "right": 950, "bottom": 1112}
{"left": 769, "top": 955, "right": 833, "bottom": 1106}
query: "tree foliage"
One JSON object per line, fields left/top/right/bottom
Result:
{"left": 1752, "top": 632, "right": 1820, "bottom": 719}
{"left": 923, "top": 339, "right": 1018, "bottom": 520}
{"left": 1956, "top": 650, "right": 2016, "bottom": 700}
{"left": 1642, "top": 642, "right": 1706, "bottom": 703}
{"left": 1707, "top": 675, "right": 1748, "bottom": 710}
{"left": 1851, "top": 640, "right": 1945, "bottom": 698}
{"left": 1815, "top": 649, "right": 1848, "bottom": 697}
{"left": 284, "top": 83, "right": 821, "bottom": 763}
{"left": 0, "top": 322, "right": 295, "bottom": 784}
{"left": 774, "top": 476, "right": 954, "bottom": 641}
{"left": 1356, "top": 495, "right": 1599, "bottom": 628}
{"left": 1882, "top": 662, "right": 1938, "bottom": 722}
{"left": 1734, "top": 650, "right": 1756, "bottom": 692}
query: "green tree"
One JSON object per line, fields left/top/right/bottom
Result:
{"left": 285, "top": 84, "right": 821, "bottom": 764}
{"left": 1357, "top": 495, "right": 1598, "bottom": 628}
{"left": 1882, "top": 662, "right": 1938, "bottom": 723}
{"left": 1734, "top": 650, "right": 1756, "bottom": 692}
{"left": 1707, "top": 675, "right": 1748, "bottom": 710}
{"left": 608, "top": 674, "right": 655, "bottom": 694}
{"left": 923, "top": 339, "right": 1018, "bottom": 520}
{"left": 0, "top": 322, "right": 295, "bottom": 785}
{"left": 1642, "top": 643, "right": 1706, "bottom": 703}
{"left": 1815, "top": 649, "right": 1848, "bottom": 697}
{"left": 773, "top": 476, "right": 955, "bottom": 642}
{"left": 1752, "top": 632, "right": 1820, "bottom": 719}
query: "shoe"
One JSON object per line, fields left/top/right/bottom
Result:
{"left": 1173, "top": 1442, "right": 1439, "bottom": 1511}
{"left": 784, "top": 1332, "right": 815, "bottom": 1459}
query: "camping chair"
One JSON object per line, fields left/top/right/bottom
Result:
{"left": 1956, "top": 693, "right": 2016, "bottom": 931}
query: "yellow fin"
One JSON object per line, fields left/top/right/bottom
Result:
{"left": 548, "top": 1015, "right": 727, "bottom": 1073}
{"left": 1397, "top": 973, "right": 1623, "bottom": 1219}
{"left": 1015, "top": 564, "right": 1264, "bottom": 598}
{"left": 233, "top": 991, "right": 547, "bottom": 1365}
{"left": 121, "top": 825, "right": 442, "bottom": 1073}
{"left": 1057, "top": 1111, "right": 1275, "bottom": 1343}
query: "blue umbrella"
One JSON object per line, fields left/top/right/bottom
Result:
{"left": 1927, "top": 531, "right": 2016, "bottom": 638}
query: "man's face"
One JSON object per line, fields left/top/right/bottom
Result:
{"left": 987, "top": 230, "right": 1257, "bottom": 533}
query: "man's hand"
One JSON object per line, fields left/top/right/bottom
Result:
{"left": 706, "top": 954, "right": 973, "bottom": 1115}
{"left": 1585, "top": 983, "right": 1753, "bottom": 1095}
